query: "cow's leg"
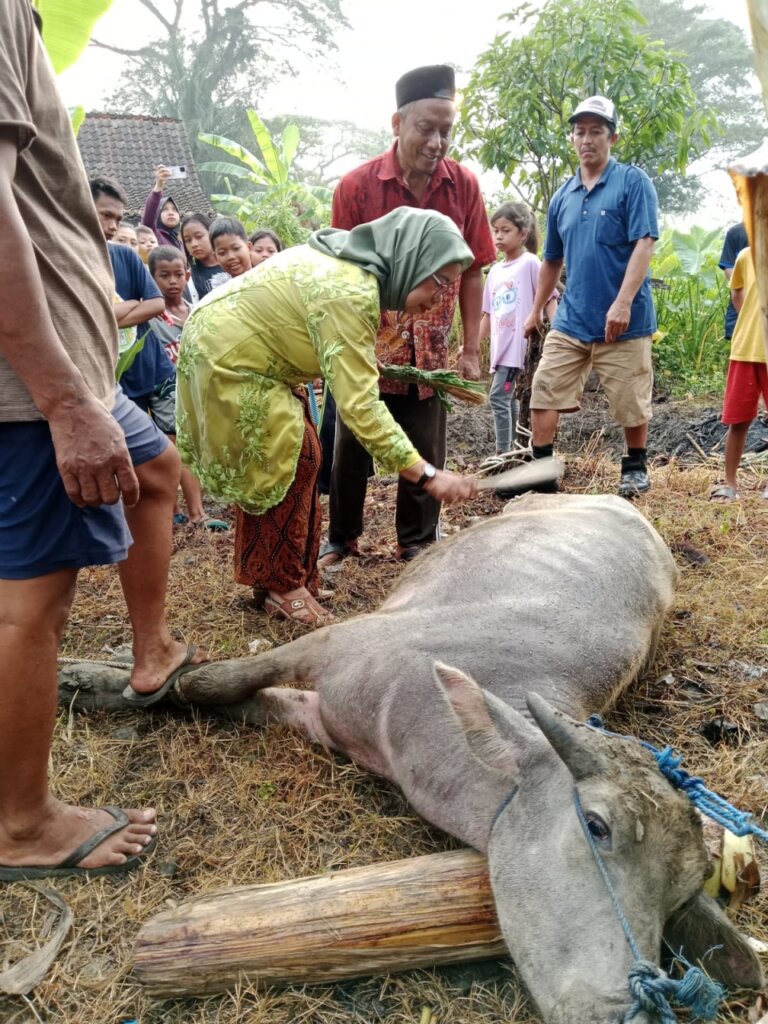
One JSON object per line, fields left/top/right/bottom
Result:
{"left": 211, "top": 687, "right": 339, "bottom": 749}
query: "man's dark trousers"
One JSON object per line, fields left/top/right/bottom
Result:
{"left": 328, "top": 391, "right": 446, "bottom": 549}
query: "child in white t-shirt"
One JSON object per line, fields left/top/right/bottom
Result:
{"left": 480, "top": 203, "right": 558, "bottom": 453}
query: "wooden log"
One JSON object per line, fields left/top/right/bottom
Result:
{"left": 133, "top": 849, "right": 507, "bottom": 996}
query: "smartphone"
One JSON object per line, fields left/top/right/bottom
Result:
{"left": 167, "top": 165, "right": 187, "bottom": 179}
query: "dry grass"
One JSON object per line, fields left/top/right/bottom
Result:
{"left": 1, "top": 442, "right": 767, "bottom": 1023}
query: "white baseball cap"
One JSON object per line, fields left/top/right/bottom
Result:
{"left": 569, "top": 95, "right": 618, "bottom": 130}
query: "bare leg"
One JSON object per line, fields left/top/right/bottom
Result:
{"left": 624, "top": 423, "right": 649, "bottom": 449}
{"left": 0, "top": 571, "right": 156, "bottom": 868}
{"left": 531, "top": 408, "right": 560, "bottom": 447}
{"left": 723, "top": 422, "right": 750, "bottom": 490}
{"left": 121, "top": 444, "right": 208, "bottom": 695}
{"left": 180, "top": 465, "right": 205, "bottom": 522}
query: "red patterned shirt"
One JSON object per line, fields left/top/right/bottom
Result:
{"left": 331, "top": 144, "right": 496, "bottom": 396}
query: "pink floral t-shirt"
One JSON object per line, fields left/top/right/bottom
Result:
{"left": 483, "top": 252, "right": 556, "bottom": 370}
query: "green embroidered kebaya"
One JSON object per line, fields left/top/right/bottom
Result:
{"left": 176, "top": 247, "right": 421, "bottom": 514}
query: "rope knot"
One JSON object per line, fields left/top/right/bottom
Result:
{"left": 624, "top": 959, "right": 725, "bottom": 1023}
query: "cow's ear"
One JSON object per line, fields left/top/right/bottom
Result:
{"left": 663, "top": 891, "right": 764, "bottom": 991}
{"left": 433, "top": 662, "right": 519, "bottom": 776}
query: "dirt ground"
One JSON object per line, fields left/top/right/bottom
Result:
{"left": 1, "top": 395, "right": 767, "bottom": 1024}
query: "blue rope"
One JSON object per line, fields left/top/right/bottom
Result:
{"left": 585, "top": 715, "right": 768, "bottom": 843}
{"left": 572, "top": 791, "right": 726, "bottom": 1023}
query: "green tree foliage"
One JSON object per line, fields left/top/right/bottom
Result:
{"left": 94, "top": 0, "right": 348, "bottom": 169}
{"left": 458, "top": 0, "right": 714, "bottom": 216}
{"left": 635, "top": 0, "right": 765, "bottom": 213}
{"left": 199, "top": 112, "right": 332, "bottom": 245}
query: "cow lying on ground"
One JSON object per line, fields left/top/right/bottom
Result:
{"left": 175, "top": 494, "right": 762, "bottom": 1023}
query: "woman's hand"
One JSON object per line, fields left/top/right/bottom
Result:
{"left": 153, "top": 164, "right": 171, "bottom": 192}
{"left": 425, "top": 468, "right": 479, "bottom": 503}
{"left": 400, "top": 462, "right": 478, "bottom": 504}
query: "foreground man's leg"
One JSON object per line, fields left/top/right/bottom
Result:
{"left": 0, "top": 571, "right": 156, "bottom": 873}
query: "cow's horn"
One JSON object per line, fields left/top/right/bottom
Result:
{"left": 526, "top": 692, "right": 605, "bottom": 782}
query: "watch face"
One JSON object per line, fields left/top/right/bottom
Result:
{"left": 425, "top": 463, "right": 436, "bottom": 479}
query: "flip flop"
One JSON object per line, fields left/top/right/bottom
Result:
{"left": 709, "top": 485, "right": 739, "bottom": 502}
{"left": 121, "top": 643, "right": 204, "bottom": 708}
{"left": 191, "top": 516, "right": 229, "bottom": 532}
{"left": 317, "top": 540, "right": 358, "bottom": 569}
{"left": 0, "top": 807, "right": 157, "bottom": 881}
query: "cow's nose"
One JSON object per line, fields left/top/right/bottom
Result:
{"left": 547, "top": 989, "right": 650, "bottom": 1024}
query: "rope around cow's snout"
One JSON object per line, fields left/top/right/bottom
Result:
{"left": 572, "top": 790, "right": 726, "bottom": 1024}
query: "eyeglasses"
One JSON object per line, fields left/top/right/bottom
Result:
{"left": 431, "top": 272, "right": 452, "bottom": 293}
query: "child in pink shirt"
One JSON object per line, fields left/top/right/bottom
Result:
{"left": 480, "top": 203, "right": 558, "bottom": 452}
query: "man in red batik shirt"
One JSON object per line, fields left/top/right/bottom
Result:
{"left": 319, "top": 64, "right": 496, "bottom": 565}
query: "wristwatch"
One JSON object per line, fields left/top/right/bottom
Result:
{"left": 415, "top": 463, "right": 437, "bottom": 489}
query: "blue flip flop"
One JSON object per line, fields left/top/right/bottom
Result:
{"left": 121, "top": 644, "right": 204, "bottom": 708}
{"left": 0, "top": 807, "right": 157, "bottom": 881}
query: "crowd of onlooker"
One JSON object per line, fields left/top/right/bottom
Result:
{"left": 95, "top": 162, "right": 286, "bottom": 531}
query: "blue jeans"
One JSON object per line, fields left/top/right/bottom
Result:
{"left": 489, "top": 366, "right": 520, "bottom": 453}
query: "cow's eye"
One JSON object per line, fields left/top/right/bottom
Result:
{"left": 586, "top": 813, "right": 611, "bottom": 843}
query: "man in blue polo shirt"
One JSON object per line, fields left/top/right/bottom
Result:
{"left": 524, "top": 95, "right": 659, "bottom": 497}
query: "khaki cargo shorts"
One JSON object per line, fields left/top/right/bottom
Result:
{"left": 530, "top": 329, "right": 653, "bottom": 427}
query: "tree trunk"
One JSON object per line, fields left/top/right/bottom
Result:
{"left": 132, "top": 849, "right": 507, "bottom": 996}
{"left": 515, "top": 328, "right": 544, "bottom": 433}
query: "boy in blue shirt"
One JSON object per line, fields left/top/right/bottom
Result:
{"left": 525, "top": 96, "right": 659, "bottom": 498}
{"left": 89, "top": 176, "right": 209, "bottom": 706}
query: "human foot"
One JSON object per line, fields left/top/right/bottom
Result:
{"left": 317, "top": 540, "right": 359, "bottom": 570}
{"left": 0, "top": 803, "right": 157, "bottom": 879}
{"left": 265, "top": 588, "right": 334, "bottom": 627}
{"left": 124, "top": 641, "right": 210, "bottom": 702}
{"left": 709, "top": 484, "right": 739, "bottom": 503}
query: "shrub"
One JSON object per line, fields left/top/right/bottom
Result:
{"left": 651, "top": 226, "right": 730, "bottom": 397}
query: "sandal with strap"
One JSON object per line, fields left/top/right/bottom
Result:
{"left": 264, "top": 593, "right": 334, "bottom": 627}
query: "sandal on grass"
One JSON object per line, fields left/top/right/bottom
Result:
{"left": 264, "top": 593, "right": 334, "bottom": 627}
{"left": 709, "top": 485, "right": 739, "bottom": 502}
{"left": 0, "top": 807, "right": 157, "bottom": 881}
{"left": 192, "top": 516, "right": 229, "bottom": 532}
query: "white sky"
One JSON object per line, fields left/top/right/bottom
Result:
{"left": 59, "top": 0, "right": 760, "bottom": 225}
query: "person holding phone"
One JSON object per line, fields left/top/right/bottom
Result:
{"left": 141, "top": 163, "right": 183, "bottom": 253}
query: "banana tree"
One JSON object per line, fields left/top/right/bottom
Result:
{"left": 199, "top": 111, "right": 331, "bottom": 245}
{"left": 33, "top": 0, "right": 112, "bottom": 72}
{"left": 33, "top": 0, "right": 113, "bottom": 133}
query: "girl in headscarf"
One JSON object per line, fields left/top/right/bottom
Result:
{"left": 141, "top": 165, "right": 184, "bottom": 251}
{"left": 176, "top": 207, "right": 479, "bottom": 626}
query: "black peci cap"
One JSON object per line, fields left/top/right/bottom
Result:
{"left": 395, "top": 65, "right": 456, "bottom": 108}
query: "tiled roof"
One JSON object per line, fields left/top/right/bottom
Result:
{"left": 77, "top": 112, "right": 211, "bottom": 218}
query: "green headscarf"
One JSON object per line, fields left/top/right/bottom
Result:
{"left": 308, "top": 207, "right": 474, "bottom": 311}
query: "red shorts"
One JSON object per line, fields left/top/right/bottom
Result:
{"left": 722, "top": 360, "right": 768, "bottom": 425}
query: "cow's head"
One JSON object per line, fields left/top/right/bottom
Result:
{"left": 434, "top": 665, "right": 762, "bottom": 1024}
